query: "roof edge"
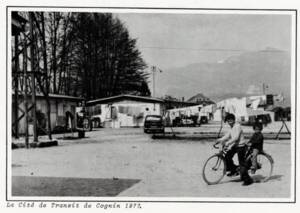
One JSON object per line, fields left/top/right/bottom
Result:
{"left": 87, "top": 94, "right": 164, "bottom": 105}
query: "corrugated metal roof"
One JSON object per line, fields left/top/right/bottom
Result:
{"left": 87, "top": 94, "right": 164, "bottom": 105}
{"left": 45, "top": 94, "right": 84, "bottom": 101}
{"left": 12, "top": 92, "right": 83, "bottom": 101}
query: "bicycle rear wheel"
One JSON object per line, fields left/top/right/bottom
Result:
{"left": 202, "top": 154, "right": 226, "bottom": 185}
{"left": 251, "top": 152, "right": 274, "bottom": 182}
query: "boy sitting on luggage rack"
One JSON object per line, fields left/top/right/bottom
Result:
{"left": 247, "top": 122, "right": 264, "bottom": 174}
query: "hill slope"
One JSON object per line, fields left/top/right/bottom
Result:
{"left": 156, "top": 49, "right": 291, "bottom": 104}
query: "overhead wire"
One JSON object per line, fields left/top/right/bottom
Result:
{"left": 140, "top": 46, "right": 287, "bottom": 53}
{"left": 140, "top": 46, "right": 247, "bottom": 52}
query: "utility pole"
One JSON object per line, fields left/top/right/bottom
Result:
{"left": 262, "top": 83, "right": 269, "bottom": 95}
{"left": 151, "top": 65, "right": 163, "bottom": 97}
{"left": 151, "top": 66, "right": 156, "bottom": 97}
{"left": 29, "top": 12, "right": 38, "bottom": 143}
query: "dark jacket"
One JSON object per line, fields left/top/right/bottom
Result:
{"left": 248, "top": 132, "right": 264, "bottom": 151}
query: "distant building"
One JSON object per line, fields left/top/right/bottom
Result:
{"left": 86, "top": 94, "right": 165, "bottom": 128}
{"left": 163, "top": 99, "right": 198, "bottom": 110}
{"left": 187, "top": 93, "right": 215, "bottom": 105}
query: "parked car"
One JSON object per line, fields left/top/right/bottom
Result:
{"left": 144, "top": 115, "right": 165, "bottom": 134}
{"left": 91, "top": 116, "right": 102, "bottom": 128}
{"left": 199, "top": 116, "right": 208, "bottom": 124}
{"left": 181, "top": 117, "right": 194, "bottom": 126}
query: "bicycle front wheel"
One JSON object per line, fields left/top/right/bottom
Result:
{"left": 202, "top": 154, "right": 226, "bottom": 185}
{"left": 251, "top": 152, "right": 274, "bottom": 182}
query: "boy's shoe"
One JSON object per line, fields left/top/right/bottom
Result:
{"left": 242, "top": 179, "right": 254, "bottom": 186}
{"left": 226, "top": 166, "right": 239, "bottom": 177}
{"left": 227, "top": 171, "right": 239, "bottom": 177}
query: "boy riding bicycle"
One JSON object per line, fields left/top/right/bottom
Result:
{"left": 215, "top": 113, "right": 253, "bottom": 186}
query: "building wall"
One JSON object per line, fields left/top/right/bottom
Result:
{"left": 88, "top": 100, "right": 164, "bottom": 128}
{"left": 213, "top": 108, "right": 275, "bottom": 124}
{"left": 213, "top": 109, "right": 222, "bottom": 122}
{"left": 12, "top": 98, "right": 79, "bottom": 135}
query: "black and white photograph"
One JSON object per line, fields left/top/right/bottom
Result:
{"left": 4, "top": 2, "right": 298, "bottom": 206}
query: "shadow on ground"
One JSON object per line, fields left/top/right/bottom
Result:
{"left": 220, "top": 174, "right": 283, "bottom": 184}
{"left": 252, "top": 174, "right": 283, "bottom": 182}
{"left": 12, "top": 176, "right": 140, "bottom": 197}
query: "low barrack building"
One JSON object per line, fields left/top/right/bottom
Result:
{"left": 12, "top": 93, "right": 83, "bottom": 135}
{"left": 86, "top": 94, "right": 165, "bottom": 128}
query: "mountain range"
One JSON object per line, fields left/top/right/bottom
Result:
{"left": 155, "top": 48, "right": 291, "bottom": 105}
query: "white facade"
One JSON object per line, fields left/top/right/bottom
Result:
{"left": 213, "top": 95, "right": 275, "bottom": 124}
{"left": 88, "top": 99, "right": 164, "bottom": 128}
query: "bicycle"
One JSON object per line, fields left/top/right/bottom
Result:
{"left": 202, "top": 143, "right": 274, "bottom": 185}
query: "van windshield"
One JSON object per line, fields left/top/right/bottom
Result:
{"left": 146, "top": 116, "right": 162, "bottom": 121}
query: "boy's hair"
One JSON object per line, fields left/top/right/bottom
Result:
{"left": 225, "top": 113, "right": 235, "bottom": 122}
{"left": 253, "top": 122, "right": 263, "bottom": 131}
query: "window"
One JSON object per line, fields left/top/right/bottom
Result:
{"left": 95, "top": 105, "right": 101, "bottom": 115}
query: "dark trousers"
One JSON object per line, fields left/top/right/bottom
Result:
{"left": 225, "top": 147, "right": 238, "bottom": 172}
{"left": 236, "top": 146, "right": 252, "bottom": 183}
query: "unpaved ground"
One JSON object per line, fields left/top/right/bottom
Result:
{"left": 11, "top": 127, "right": 292, "bottom": 199}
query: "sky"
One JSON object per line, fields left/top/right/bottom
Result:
{"left": 116, "top": 13, "right": 291, "bottom": 70}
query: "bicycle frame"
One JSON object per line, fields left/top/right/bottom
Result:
{"left": 212, "top": 155, "right": 223, "bottom": 171}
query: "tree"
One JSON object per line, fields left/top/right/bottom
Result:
{"left": 30, "top": 12, "right": 53, "bottom": 139}
{"left": 69, "top": 13, "right": 150, "bottom": 99}
{"left": 14, "top": 11, "right": 151, "bottom": 118}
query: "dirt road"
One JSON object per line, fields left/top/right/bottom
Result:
{"left": 11, "top": 128, "right": 292, "bottom": 199}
